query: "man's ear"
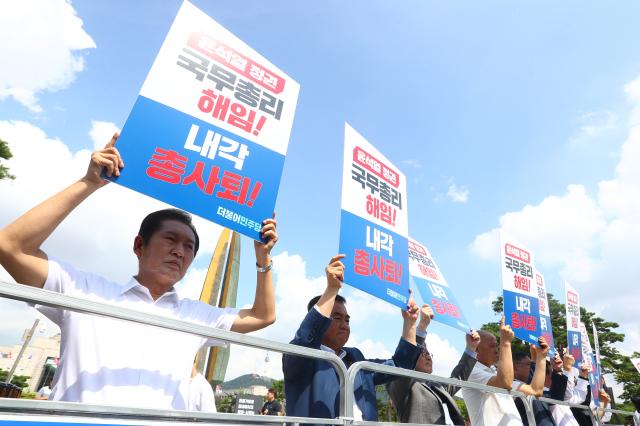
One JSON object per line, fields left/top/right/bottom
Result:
{"left": 133, "top": 235, "right": 144, "bottom": 258}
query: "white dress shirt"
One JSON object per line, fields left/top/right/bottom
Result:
{"left": 39, "top": 259, "right": 238, "bottom": 410}
{"left": 183, "top": 373, "right": 217, "bottom": 412}
{"left": 461, "top": 361, "right": 523, "bottom": 426}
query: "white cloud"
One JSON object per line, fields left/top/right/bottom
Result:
{"left": 446, "top": 183, "right": 469, "bottom": 204}
{"left": 470, "top": 184, "right": 605, "bottom": 281}
{"left": 0, "top": 120, "right": 224, "bottom": 284}
{"left": 624, "top": 76, "right": 640, "bottom": 130}
{"left": 0, "top": 0, "right": 96, "bottom": 112}
{"left": 473, "top": 290, "right": 499, "bottom": 315}
{"left": 624, "top": 76, "right": 640, "bottom": 103}
{"left": 424, "top": 332, "right": 462, "bottom": 378}
{"left": 569, "top": 111, "right": 617, "bottom": 144}
{"left": 401, "top": 159, "right": 422, "bottom": 170}
{"left": 89, "top": 121, "right": 121, "bottom": 150}
{"left": 469, "top": 73, "right": 640, "bottom": 359}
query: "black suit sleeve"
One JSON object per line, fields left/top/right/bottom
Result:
{"left": 548, "top": 372, "right": 568, "bottom": 402}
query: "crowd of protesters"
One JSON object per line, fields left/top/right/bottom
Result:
{"left": 0, "top": 136, "right": 630, "bottom": 425}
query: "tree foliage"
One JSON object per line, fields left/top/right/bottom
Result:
{"left": 271, "top": 379, "right": 286, "bottom": 414}
{"left": 375, "top": 385, "right": 398, "bottom": 422}
{"left": 0, "top": 139, "right": 15, "bottom": 180}
{"left": 615, "top": 351, "right": 640, "bottom": 402}
{"left": 271, "top": 378, "right": 284, "bottom": 400}
{"left": 215, "top": 393, "right": 236, "bottom": 413}
{"left": 0, "top": 369, "right": 30, "bottom": 388}
{"left": 454, "top": 398, "right": 469, "bottom": 422}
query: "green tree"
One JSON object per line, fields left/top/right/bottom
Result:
{"left": 270, "top": 379, "right": 286, "bottom": 414}
{"left": 454, "top": 398, "right": 469, "bottom": 423}
{"left": 216, "top": 393, "right": 236, "bottom": 413}
{"left": 0, "top": 139, "right": 15, "bottom": 180}
{"left": 0, "top": 369, "right": 30, "bottom": 388}
{"left": 375, "top": 385, "right": 398, "bottom": 422}
{"left": 615, "top": 352, "right": 640, "bottom": 402}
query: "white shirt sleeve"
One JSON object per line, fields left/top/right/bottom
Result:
{"left": 38, "top": 259, "right": 87, "bottom": 325}
{"left": 562, "top": 371, "right": 575, "bottom": 401}
{"left": 467, "top": 364, "right": 495, "bottom": 385}
{"left": 194, "top": 303, "right": 240, "bottom": 347}
{"left": 570, "top": 377, "right": 589, "bottom": 403}
{"left": 43, "top": 258, "right": 83, "bottom": 294}
{"left": 43, "top": 258, "right": 121, "bottom": 298}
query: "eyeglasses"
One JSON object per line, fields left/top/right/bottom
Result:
{"left": 420, "top": 350, "right": 433, "bottom": 360}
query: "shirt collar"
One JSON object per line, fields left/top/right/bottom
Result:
{"left": 120, "top": 277, "right": 179, "bottom": 304}
{"left": 119, "top": 277, "right": 140, "bottom": 295}
{"left": 320, "top": 344, "right": 347, "bottom": 359}
{"left": 477, "top": 360, "right": 497, "bottom": 373}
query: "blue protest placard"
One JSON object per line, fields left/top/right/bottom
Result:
{"left": 565, "top": 281, "right": 583, "bottom": 363}
{"left": 534, "top": 271, "right": 555, "bottom": 356}
{"left": 338, "top": 124, "right": 410, "bottom": 309}
{"left": 109, "top": 1, "right": 299, "bottom": 241}
{"left": 588, "top": 353, "right": 601, "bottom": 407}
{"left": 500, "top": 234, "right": 542, "bottom": 346}
{"left": 408, "top": 238, "right": 470, "bottom": 332}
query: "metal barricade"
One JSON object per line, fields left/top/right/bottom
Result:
{"left": 2, "top": 280, "right": 638, "bottom": 426}
{"left": 596, "top": 405, "right": 640, "bottom": 426}
{"left": 346, "top": 361, "right": 536, "bottom": 426}
{"left": 535, "top": 396, "right": 640, "bottom": 425}
{"left": 0, "top": 280, "right": 348, "bottom": 425}
{"left": 536, "top": 395, "right": 600, "bottom": 425}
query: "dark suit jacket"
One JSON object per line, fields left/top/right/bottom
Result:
{"left": 515, "top": 371, "right": 568, "bottom": 426}
{"left": 386, "top": 333, "right": 476, "bottom": 425}
{"left": 282, "top": 307, "right": 420, "bottom": 423}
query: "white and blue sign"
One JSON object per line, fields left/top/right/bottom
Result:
{"left": 110, "top": 1, "right": 299, "bottom": 241}
{"left": 338, "top": 124, "right": 410, "bottom": 309}
{"left": 534, "top": 271, "right": 555, "bottom": 356}
{"left": 408, "top": 238, "right": 470, "bottom": 332}
{"left": 588, "top": 353, "right": 601, "bottom": 407}
{"left": 565, "top": 281, "right": 583, "bottom": 363}
{"left": 500, "top": 234, "right": 543, "bottom": 346}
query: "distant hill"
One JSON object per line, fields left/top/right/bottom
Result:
{"left": 221, "top": 373, "right": 274, "bottom": 391}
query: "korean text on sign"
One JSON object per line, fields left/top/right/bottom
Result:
{"left": 110, "top": 1, "right": 299, "bottom": 241}
{"left": 500, "top": 234, "right": 541, "bottom": 346}
{"left": 408, "top": 237, "right": 470, "bottom": 332}
{"left": 534, "top": 271, "right": 555, "bottom": 356}
{"left": 565, "top": 281, "right": 583, "bottom": 363}
{"left": 339, "top": 123, "right": 409, "bottom": 309}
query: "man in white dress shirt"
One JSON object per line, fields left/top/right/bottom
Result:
{"left": 0, "top": 134, "right": 279, "bottom": 410}
{"left": 462, "top": 316, "right": 523, "bottom": 426}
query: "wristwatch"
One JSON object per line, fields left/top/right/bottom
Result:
{"left": 256, "top": 260, "right": 273, "bottom": 273}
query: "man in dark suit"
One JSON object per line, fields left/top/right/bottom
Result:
{"left": 282, "top": 254, "right": 421, "bottom": 423}
{"left": 387, "top": 305, "right": 480, "bottom": 425}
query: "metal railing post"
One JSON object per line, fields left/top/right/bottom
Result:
{"left": 347, "top": 361, "right": 536, "bottom": 426}
{"left": 590, "top": 407, "right": 601, "bottom": 426}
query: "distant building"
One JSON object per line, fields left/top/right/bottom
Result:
{"left": 0, "top": 333, "right": 60, "bottom": 391}
{"left": 247, "top": 385, "right": 268, "bottom": 396}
